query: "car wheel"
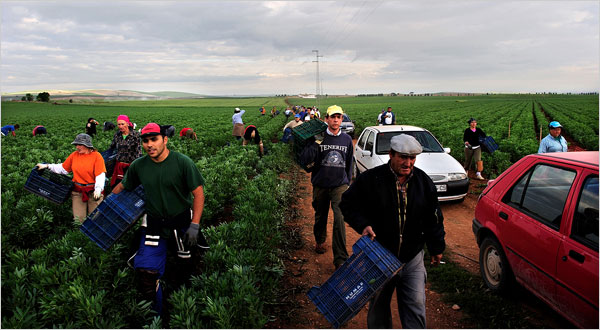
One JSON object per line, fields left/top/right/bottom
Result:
{"left": 479, "top": 236, "right": 513, "bottom": 293}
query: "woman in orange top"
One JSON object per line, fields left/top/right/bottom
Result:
{"left": 36, "top": 133, "right": 106, "bottom": 222}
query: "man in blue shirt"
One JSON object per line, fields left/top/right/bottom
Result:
{"left": 538, "top": 121, "right": 568, "bottom": 153}
{"left": 1, "top": 124, "right": 19, "bottom": 137}
{"left": 381, "top": 107, "right": 396, "bottom": 125}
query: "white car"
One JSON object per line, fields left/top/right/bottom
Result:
{"left": 354, "top": 125, "right": 469, "bottom": 201}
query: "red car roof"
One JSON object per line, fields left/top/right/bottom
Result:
{"left": 536, "top": 151, "right": 599, "bottom": 168}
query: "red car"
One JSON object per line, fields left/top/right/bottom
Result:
{"left": 472, "top": 151, "right": 598, "bottom": 329}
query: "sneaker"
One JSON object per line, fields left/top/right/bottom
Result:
{"left": 476, "top": 173, "right": 485, "bottom": 180}
{"left": 315, "top": 243, "right": 326, "bottom": 254}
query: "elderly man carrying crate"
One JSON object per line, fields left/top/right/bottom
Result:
{"left": 340, "top": 134, "right": 446, "bottom": 329}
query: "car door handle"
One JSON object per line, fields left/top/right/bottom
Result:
{"left": 499, "top": 211, "right": 508, "bottom": 220}
{"left": 567, "top": 250, "right": 585, "bottom": 263}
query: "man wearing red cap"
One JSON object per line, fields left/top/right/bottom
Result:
{"left": 112, "top": 122, "right": 205, "bottom": 315}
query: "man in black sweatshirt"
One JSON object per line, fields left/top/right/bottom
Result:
{"left": 300, "top": 105, "right": 354, "bottom": 269}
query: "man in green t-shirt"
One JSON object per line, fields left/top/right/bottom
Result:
{"left": 112, "top": 122, "right": 205, "bottom": 315}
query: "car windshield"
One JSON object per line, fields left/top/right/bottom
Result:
{"left": 342, "top": 114, "right": 351, "bottom": 122}
{"left": 376, "top": 131, "right": 444, "bottom": 154}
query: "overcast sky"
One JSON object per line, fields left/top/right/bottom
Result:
{"left": 1, "top": 1, "right": 598, "bottom": 95}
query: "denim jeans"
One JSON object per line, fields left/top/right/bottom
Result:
{"left": 367, "top": 250, "right": 427, "bottom": 329}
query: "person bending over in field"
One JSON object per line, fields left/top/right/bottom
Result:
{"left": 103, "top": 121, "right": 116, "bottom": 131}
{"left": 32, "top": 125, "right": 47, "bottom": 136}
{"left": 242, "top": 124, "right": 264, "bottom": 157}
{"left": 179, "top": 127, "right": 198, "bottom": 140}
{"left": 1, "top": 124, "right": 19, "bottom": 137}
{"left": 36, "top": 133, "right": 106, "bottom": 222}
{"left": 108, "top": 115, "right": 142, "bottom": 188}
{"left": 112, "top": 123, "right": 206, "bottom": 316}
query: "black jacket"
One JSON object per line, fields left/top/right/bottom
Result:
{"left": 341, "top": 163, "right": 445, "bottom": 263}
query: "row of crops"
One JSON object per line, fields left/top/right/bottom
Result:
{"left": 1, "top": 94, "right": 597, "bottom": 328}
{"left": 1, "top": 99, "right": 295, "bottom": 328}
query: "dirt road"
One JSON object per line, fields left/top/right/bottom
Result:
{"left": 267, "top": 169, "right": 478, "bottom": 329}
{"left": 266, "top": 167, "right": 573, "bottom": 329}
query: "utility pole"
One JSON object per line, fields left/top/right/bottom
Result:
{"left": 312, "top": 50, "right": 323, "bottom": 108}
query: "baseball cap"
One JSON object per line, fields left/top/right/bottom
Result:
{"left": 548, "top": 121, "right": 562, "bottom": 128}
{"left": 326, "top": 105, "right": 343, "bottom": 116}
{"left": 390, "top": 134, "right": 422, "bottom": 156}
{"left": 141, "top": 123, "right": 162, "bottom": 137}
{"left": 294, "top": 114, "right": 301, "bottom": 118}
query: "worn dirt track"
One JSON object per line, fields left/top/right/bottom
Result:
{"left": 266, "top": 166, "right": 574, "bottom": 329}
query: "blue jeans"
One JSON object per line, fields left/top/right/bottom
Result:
{"left": 281, "top": 127, "right": 294, "bottom": 143}
{"left": 367, "top": 250, "right": 427, "bottom": 329}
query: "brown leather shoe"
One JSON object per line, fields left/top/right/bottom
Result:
{"left": 315, "top": 243, "right": 326, "bottom": 254}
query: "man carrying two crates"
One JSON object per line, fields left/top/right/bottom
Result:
{"left": 112, "top": 122, "right": 206, "bottom": 315}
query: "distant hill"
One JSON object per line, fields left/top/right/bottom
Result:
{"left": 1, "top": 89, "right": 208, "bottom": 101}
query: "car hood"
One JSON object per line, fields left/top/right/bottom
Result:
{"left": 373, "top": 152, "right": 465, "bottom": 174}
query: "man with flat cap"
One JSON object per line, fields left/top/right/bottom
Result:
{"left": 112, "top": 122, "right": 206, "bottom": 315}
{"left": 340, "top": 134, "right": 445, "bottom": 329}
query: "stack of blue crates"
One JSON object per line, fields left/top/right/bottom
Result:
{"left": 101, "top": 148, "right": 117, "bottom": 177}
{"left": 80, "top": 185, "right": 145, "bottom": 250}
{"left": 24, "top": 167, "right": 74, "bottom": 204}
{"left": 307, "top": 236, "right": 404, "bottom": 328}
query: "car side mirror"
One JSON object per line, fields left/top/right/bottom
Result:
{"left": 361, "top": 150, "right": 372, "bottom": 157}
{"left": 352, "top": 120, "right": 355, "bottom": 124}
{"left": 444, "top": 147, "right": 451, "bottom": 154}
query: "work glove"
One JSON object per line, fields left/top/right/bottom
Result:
{"left": 93, "top": 188, "right": 102, "bottom": 201}
{"left": 36, "top": 163, "right": 48, "bottom": 170}
{"left": 184, "top": 223, "right": 200, "bottom": 246}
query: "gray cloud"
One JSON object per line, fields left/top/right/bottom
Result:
{"left": 1, "top": 1, "right": 598, "bottom": 95}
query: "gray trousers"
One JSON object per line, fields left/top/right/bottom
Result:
{"left": 312, "top": 184, "right": 349, "bottom": 267}
{"left": 367, "top": 250, "right": 427, "bottom": 329}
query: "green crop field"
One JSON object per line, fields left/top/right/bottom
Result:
{"left": 291, "top": 94, "right": 599, "bottom": 175}
{"left": 1, "top": 94, "right": 597, "bottom": 328}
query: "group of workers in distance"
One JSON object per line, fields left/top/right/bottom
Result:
{"left": 18, "top": 102, "right": 573, "bottom": 327}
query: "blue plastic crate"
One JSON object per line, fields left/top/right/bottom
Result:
{"left": 101, "top": 148, "right": 117, "bottom": 177}
{"left": 80, "top": 185, "right": 145, "bottom": 250}
{"left": 479, "top": 136, "right": 499, "bottom": 153}
{"left": 307, "top": 236, "right": 404, "bottom": 328}
{"left": 24, "top": 167, "right": 74, "bottom": 204}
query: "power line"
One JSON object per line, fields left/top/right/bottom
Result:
{"left": 322, "top": 1, "right": 368, "bottom": 55}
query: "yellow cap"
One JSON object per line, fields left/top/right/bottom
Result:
{"left": 326, "top": 105, "right": 343, "bottom": 116}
